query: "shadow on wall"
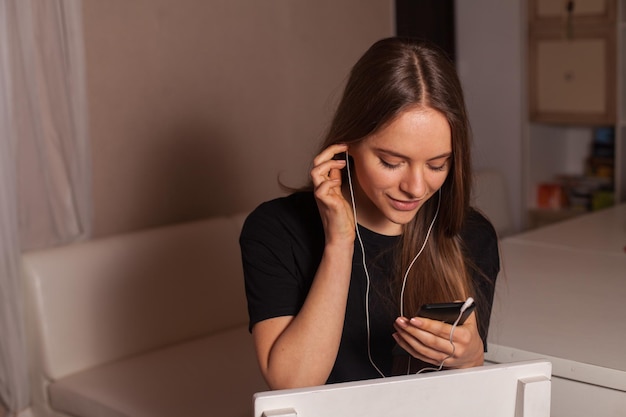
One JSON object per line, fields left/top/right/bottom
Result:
{"left": 134, "top": 121, "right": 247, "bottom": 230}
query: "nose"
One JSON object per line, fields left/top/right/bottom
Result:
{"left": 399, "top": 167, "right": 427, "bottom": 199}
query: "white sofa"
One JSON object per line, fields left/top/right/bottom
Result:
{"left": 21, "top": 212, "right": 268, "bottom": 417}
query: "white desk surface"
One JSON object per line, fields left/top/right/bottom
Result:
{"left": 486, "top": 204, "right": 626, "bottom": 391}
{"left": 508, "top": 203, "right": 626, "bottom": 256}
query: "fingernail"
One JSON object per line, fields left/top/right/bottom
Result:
{"left": 395, "top": 317, "right": 408, "bottom": 328}
{"left": 410, "top": 317, "right": 424, "bottom": 327}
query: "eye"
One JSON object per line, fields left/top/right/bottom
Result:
{"left": 379, "top": 158, "right": 401, "bottom": 170}
{"left": 428, "top": 161, "right": 449, "bottom": 172}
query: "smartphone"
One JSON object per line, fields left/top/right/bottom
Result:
{"left": 417, "top": 301, "right": 475, "bottom": 325}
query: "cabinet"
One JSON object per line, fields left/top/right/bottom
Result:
{"left": 524, "top": 0, "right": 626, "bottom": 228}
{"left": 528, "top": 28, "right": 615, "bottom": 125}
{"left": 528, "top": 0, "right": 616, "bottom": 124}
{"left": 529, "top": 0, "right": 616, "bottom": 25}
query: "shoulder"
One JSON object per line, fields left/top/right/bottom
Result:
{"left": 240, "top": 192, "right": 322, "bottom": 329}
{"left": 460, "top": 207, "right": 500, "bottom": 277}
{"left": 248, "top": 191, "right": 318, "bottom": 217}
{"left": 241, "top": 191, "right": 322, "bottom": 242}
{"left": 461, "top": 207, "right": 498, "bottom": 247}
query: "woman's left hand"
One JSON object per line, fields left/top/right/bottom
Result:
{"left": 392, "top": 312, "right": 484, "bottom": 369}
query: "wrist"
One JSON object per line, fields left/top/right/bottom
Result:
{"left": 324, "top": 238, "right": 355, "bottom": 254}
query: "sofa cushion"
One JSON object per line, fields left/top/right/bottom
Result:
{"left": 48, "top": 326, "right": 267, "bottom": 417}
{"left": 22, "top": 214, "right": 249, "bottom": 381}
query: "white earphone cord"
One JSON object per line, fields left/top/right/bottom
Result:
{"left": 345, "top": 152, "right": 443, "bottom": 377}
{"left": 398, "top": 191, "right": 440, "bottom": 318}
{"left": 346, "top": 153, "right": 386, "bottom": 377}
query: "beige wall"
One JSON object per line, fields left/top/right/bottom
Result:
{"left": 83, "top": 0, "right": 393, "bottom": 238}
{"left": 456, "top": 0, "right": 524, "bottom": 233}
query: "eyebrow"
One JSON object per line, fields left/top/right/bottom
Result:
{"left": 376, "top": 148, "right": 452, "bottom": 162}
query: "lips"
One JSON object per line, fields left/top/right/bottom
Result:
{"left": 388, "top": 196, "right": 421, "bottom": 211}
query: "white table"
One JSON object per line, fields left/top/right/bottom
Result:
{"left": 485, "top": 204, "right": 626, "bottom": 417}
{"left": 508, "top": 204, "right": 626, "bottom": 256}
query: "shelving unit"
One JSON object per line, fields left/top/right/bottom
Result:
{"left": 524, "top": 0, "right": 625, "bottom": 229}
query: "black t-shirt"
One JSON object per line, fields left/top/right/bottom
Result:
{"left": 240, "top": 191, "right": 499, "bottom": 383}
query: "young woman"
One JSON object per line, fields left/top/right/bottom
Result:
{"left": 240, "top": 37, "right": 499, "bottom": 390}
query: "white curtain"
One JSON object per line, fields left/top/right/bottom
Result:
{"left": 0, "top": 0, "right": 91, "bottom": 413}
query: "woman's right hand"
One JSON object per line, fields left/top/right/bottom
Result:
{"left": 310, "top": 143, "right": 355, "bottom": 246}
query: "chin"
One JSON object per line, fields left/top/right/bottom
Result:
{"left": 387, "top": 210, "right": 418, "bottom": 227}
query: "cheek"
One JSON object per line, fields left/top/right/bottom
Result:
{"left": 426, "top": 171, "right": 450, "bottom": 190}
{"left": 360, "top": 166, "right": 396, "bottom": 191}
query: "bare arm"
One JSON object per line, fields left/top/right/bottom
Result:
{"left": 252, "top": 144, "right": 355, "bottom": 389}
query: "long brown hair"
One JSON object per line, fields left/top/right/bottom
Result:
{"left": 307, "top": 37, "right": 479, "bottom": 318}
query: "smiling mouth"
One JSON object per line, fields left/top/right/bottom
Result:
{"left": 388, "top": 196, "right": 421, "bottom": 211}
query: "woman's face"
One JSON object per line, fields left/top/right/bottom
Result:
{"left": 347, "top": 106, "right": 452, "bottom": 236}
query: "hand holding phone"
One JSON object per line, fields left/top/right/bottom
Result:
{"left": 416, "top": 300, "right": 475, "bottom": 325}
{"left": 393, "top": 298, "right": 479, "bottom": 368}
